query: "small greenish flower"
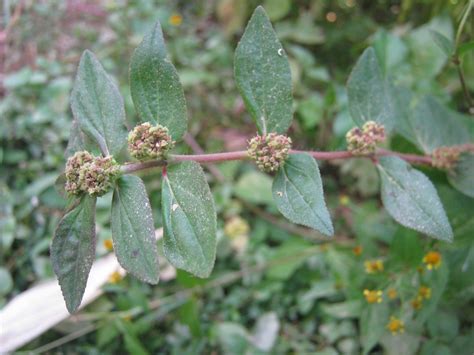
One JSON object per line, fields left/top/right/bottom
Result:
{"left": 65, "top": 151, "right": 120, "bottom": 196}
{"left": 128, "top": 122, "right": 175, "bottom": 161}
{"left": 431, "top": 146, "right": 461, "bottom": 169}
{"left": 346, "top": 121, "right": 386, "bottom": 155}
{"left": 247, "top": 133, "right": 292, "bottom": 173}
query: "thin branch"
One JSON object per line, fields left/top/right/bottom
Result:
{"left": 120, "top": 148, "right": 433, "bottom": 174}
{"left": 170, "top": 150, "right": 248, "bottom": 163}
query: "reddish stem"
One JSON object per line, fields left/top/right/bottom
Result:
{"left": 120, "top": 148, "right": 433, "bottom": 174}
{"left": 170, "top": 151, "right": 248, "bottom": 163}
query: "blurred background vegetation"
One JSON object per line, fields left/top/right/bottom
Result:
{"left": 1, "top": 0, "right": 473, "bottom": 353}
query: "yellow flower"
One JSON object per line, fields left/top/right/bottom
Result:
{"left": 108, "top": 271, "right": 123, "bottom": 284}
{"left": 352, "top": 245, "right": 363, "bottom": 256}
{"left": 364, "top": 259, "right": 384, "bottom": 274}
{"left": 339, "top": 194, "right": 350, "bottom": 206}
{"left": 387, "top": 288, "right": 397, "bottom": 300}
{"left": 169, "top": 13, "right": 182, "bottom": 26}
{"left": 386, "top": 316, "right": 404, "bottom": 335}
{"left": 411, "top": 296, "right": 423, "bottom": 310}
{"left": 363, "top": 289, "right": 383, "bottom": 304}
{"left": 423, "top": 251, "right": 442, "bottom": 270}
{"left": 418, "top": 286, "right": 431, "bottom": 300}
{"left": 103, "top": 238, "right": 113, "bottom": 251}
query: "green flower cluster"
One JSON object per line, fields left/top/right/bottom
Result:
{"left": 247, "top": 133, "right": 292, "bottom": 173}
{"left": 431, "top": 146, "right": 461, "bottom": 169}
{"left": 128, "top": 122, "right": 175, "bottom": 161}
{"left": 346, "top": 121, "right": 385, "bottom": 155}
{"left": 65, "top": 151, "right": 120, "bottom": 196}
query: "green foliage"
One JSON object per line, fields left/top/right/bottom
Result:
{"left": 70, "top": 51, "right": 128, "bottom": 157}
{"left": 347, "top": 47, "right": 396, "bottom": 132}
{"left": 272, "top": 153, "right": 333, "bottom": 236}
{"left": 50, "top": 196, "right": 96, "bottom": 313}
{"left": 111, "top": 175, "right": 159, "bottom": 284}
{"left": 130, "top": 22, "right": 188, "bottom": 140}
{"left": 377, "top": 156, "right": 453, "bottom": 241}
{"left": 3, "top": 1, "right": 474, "bottom": 353}
{"left": 162, "top": 162, "right": 217, "bottom": 278}
{"left": 234, "top": 6, "right": 293, "bottom": 134}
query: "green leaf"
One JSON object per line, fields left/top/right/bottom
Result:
{"left": 162, "top": 162, "right": 217, "bottom": 278}
{"left": 377, "top": 156, "right": 453, "bottom": 241}
{"left": 130, "top": 21, "right": 188, "bottom": 140}
{"left": 407, "top": 16, "right": 453, "bottom": 78}
{"left": 234, "top": 6, "right": 293, "bottom": 134}
{"left": 458, "top": 41, "right": 474, "bottom": 57}
{"left": 410, "top": 96, "right": 472, "bottom": 153}
{"left": 373, "top": 30, "right": 408, "bottom": 74}
{"left": 111, "top": 175, "right": 159, "bottom": 284}
{"left": 430, "top": 30, "right": 454, "bottom": 57}
{"left": 360, "top": 302, "right": 390, "bottom": 354}
{"left": 71, "top": 50, "right": 127, "bottom": 156}
{"left": 390, "top": 229, "right": 424, "bottom": 267}
{"left": 263, "top": 0, "right": 291, "bottom": 21}
{"left": 272, "top": 153, "right": 333, "bottom": 236}
{"left": 448, "top": 152, "right": 474, "bottom": 198}
{"left": 347, "top": 47, "right": 396, "bottom": 132}
{"left": 51, "top": 195, "right": 96, "bottom": 313}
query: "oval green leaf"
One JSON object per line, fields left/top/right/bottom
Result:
{"left": 234, "top": 6, "right": 293, "bottom": 134}
{"left": 51, "top": 195, "right": 96, "bottom": 313}
{"left": 377, "top": 156, "right": 453, "bottom": 241}
{"left": 130, "top": 21, "right": 188, "bottom": 140}
{"left": 347, "top": 47, "right": 396, "bottom": 132}
{"left": 111, "top": 175, "right": 159, "bottom": 284}
{"left": 162, "top": 161, "right": 217, "bottom": 278}
{"left": 272, "top": 153, "right": 334, "bottom": 236}
{"left": 71, "top": 50, "right": 127, "bottom": 156}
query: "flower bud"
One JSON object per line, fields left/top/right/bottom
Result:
{"left": 247, "top": 133, "right": 292, "bottom": 173}
{"left": 346, "top": 121, "right": 385, "bottom": 155}
{"left": 128, "top": 122, "right": 175, "bottom": 161}
{"left": 65, "top": 151, "right": 120, "bottom": 196}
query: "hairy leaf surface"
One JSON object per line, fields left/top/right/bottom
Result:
{"left": 162, "top": 162, "right": 217, "bottom": 278}
{"left": 51, "top": 195, "right": 96, "bottom": 313}
{"left": 378, "top": 156, "right": 453, "bottom": 241}
{"left": 112, "top": 175, "right": 159, "bottom": 284}
{"left": 347, "top": 47, "right": 396, "bottom": 132}
{"left": 130, "top": 21, "right": 187, "bottom": 140}
{"left": 71, "top": 50, "right": 127, "bottom": 156}
{"left": 272, "top": 153, "right": 334, "bottom": 236}
{"left": 234, "top": 6, "right": 293, "bottom": 134}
